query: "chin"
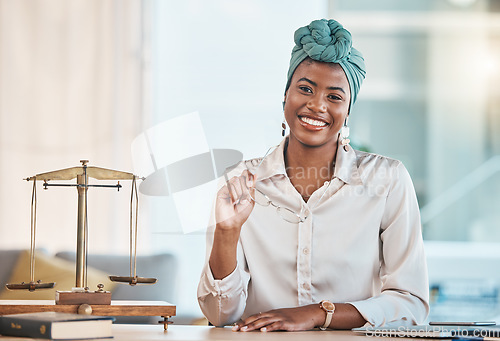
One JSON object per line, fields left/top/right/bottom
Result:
{"left": 291, "top": 132, "right": 338, "bottom": 149}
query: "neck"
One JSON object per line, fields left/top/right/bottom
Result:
{"left": 284, "top": 136, "right": 338, "bottom": 192}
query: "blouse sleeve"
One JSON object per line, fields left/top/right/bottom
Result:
{"left": 197, "top": 228, "right": 250, "bottom": 326}
{"left": 196, "top": 162, "right": 251, "bottom": 326}
{"left": 348, "top": 161, "right": 430, "bottom": 327}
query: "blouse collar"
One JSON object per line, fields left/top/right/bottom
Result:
{"left": 254, "top": 137, "right": 363, "bottom": 186}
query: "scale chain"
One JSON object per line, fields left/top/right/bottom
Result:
{"left": 30, "top": 177, "right": 37, "bottom": 283}
{"left": 130, "top": 176, "right": 139, "bottom": 279}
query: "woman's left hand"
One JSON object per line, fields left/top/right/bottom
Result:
{"left": 232, "top": 305, "right": 324, "bottom": 332}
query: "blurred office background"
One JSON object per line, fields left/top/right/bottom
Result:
{"left": 0, "top": 0, "right": 499, "bottom": 324}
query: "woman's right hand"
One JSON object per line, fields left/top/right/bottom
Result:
{"left": 215, "top": 169, "right": 256, "bottom": 231}
{"left": 210, "top": 169, "right": 256, "bottom": 280}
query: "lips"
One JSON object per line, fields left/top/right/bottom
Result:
{"left": 298, "top": 115, "right": 330, "bottom": 130}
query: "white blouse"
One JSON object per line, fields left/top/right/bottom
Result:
{"left": 197, "top": 138, "right": 429, "bottom": 327}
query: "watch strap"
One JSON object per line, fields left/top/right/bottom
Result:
{"left": 320, "top": 312, "right": 333, "bottom": 331}
{"left": 319, "top": 300, "right": 335, "bottom": 331}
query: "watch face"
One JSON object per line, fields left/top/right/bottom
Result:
{"left": 322, "top": 301, "right": 335, "bottom": 312}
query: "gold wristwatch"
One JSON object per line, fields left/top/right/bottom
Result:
{"left": 319, "top": 300, "right": 335, "bottom": 330}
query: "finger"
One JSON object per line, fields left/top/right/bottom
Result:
{"left": 240, "top": 315, "right": 278, "bottom": 332}
{"left": 222, "top": 173, "right": 235, "bottom": 204}
{"left": 240, "top": 318, "right": 275, "bottom": 332}
{"left": 223, "top": 173, "right": 242, "bottom": 204}
{"left": 230, "top": 171, "right": 256, "bottom": 206}
{"left": 242, "top": 169, "right": 255, "bottom": 188}
{"left": 260, "top": 321, "right": 284, "bottom": 332}
{"left": 240, "top": 170, "right": 256, "bottom": 204}
{"left": 233, "top": 319, "right": 247, "bottom": 331}
{"left": 238, "top": 313, "right": 261, "bottom": 327}
{"left": 236, "top": 311, "right": 264, "bottom": 331}
{"left": 236, "top": 175, "right": 253, "bottom": 204}
{"left": 216, "top": 182, "right": 231, "bottom": 200}
{"left": 227, "top": 177, "right": 244, "bottom": 204}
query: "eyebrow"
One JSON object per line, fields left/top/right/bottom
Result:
{"left": 297, "top": 77, "right": 346, "bottom": 94}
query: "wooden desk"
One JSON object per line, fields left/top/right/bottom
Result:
{"left": 0, "top": 300, "right": 175, "bottom": 318}
{"left": 0, "top": 300, "right": 176, "bottom": 329}
{"left": 109, "top": 324, "right": 442, "bottom": 341}
{"left": 0, "top": 324, "right": 457, "bottom": 340}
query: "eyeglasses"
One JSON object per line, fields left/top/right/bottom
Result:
{"left": 248, "top": 145, "right": 307, "bottom": 224}
{"left": 248, "top": 145, "right": 333, "bottom": 224}
{"left": 251, "top": 187, "right": 305, "bottom": 223}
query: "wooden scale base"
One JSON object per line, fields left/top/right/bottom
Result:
{"left": 0, "top": 298, "right": 176, "bottom": 330}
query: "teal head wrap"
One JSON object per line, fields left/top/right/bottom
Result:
{"left": 286, "top": 19, "right": 366, "bottom": 111}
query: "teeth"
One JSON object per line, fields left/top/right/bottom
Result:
{"left": 300, "top": 116, "right": 327, "bottom": 127}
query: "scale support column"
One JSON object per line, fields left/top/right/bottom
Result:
{"left": 76, "top": 171, "right": 88, "bottom": 288}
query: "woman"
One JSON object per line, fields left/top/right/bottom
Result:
{"left": 197, "top": 19, "right": 429, "bottom": 331}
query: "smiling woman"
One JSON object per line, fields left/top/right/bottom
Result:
{"left": 283, "top": 60, "right": 350, "bottom": 199}
{"left": 197, "top": 19, "right": 429, "bottom": 332}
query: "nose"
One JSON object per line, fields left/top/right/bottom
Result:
{"left": 306, "top": 94, "right": 327, "bottom": 113}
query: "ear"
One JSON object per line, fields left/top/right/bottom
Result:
{"left": 283, "top": 93, "right": 288, "bottom": 110}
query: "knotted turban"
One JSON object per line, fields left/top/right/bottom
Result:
{"left": 286, "top": 19, "right": 366, "bottom": 111}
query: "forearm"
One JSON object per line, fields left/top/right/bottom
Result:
{"left": 234, "top": 302, "right": 367, "bottom": 332}
{"left": 209, "top": 225, "right": 241, "bottom": 279}
{"left": 328, "top": 303, "right": 367, "bottom": 329}
{"left": 303, "top": 303, "right": 367, "bottom": 330}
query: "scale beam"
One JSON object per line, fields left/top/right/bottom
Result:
{"left": 6, "top": 282, "right": 55, "bottom": 291}
{"left": 108, "top": 276, "right": 157, "bottom": 285}
{"left": 26, "top": 166, "right": 136, "bottom": 182}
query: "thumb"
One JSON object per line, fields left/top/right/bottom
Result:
{"left": 245, "top": 171, "right": 256, "bottom": 188}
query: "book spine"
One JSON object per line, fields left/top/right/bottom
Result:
{"left": 0, "top": 317, "right": 52, "bottom": 339}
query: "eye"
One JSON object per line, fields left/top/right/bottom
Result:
{"left": 298, "top": 85, "right": 312, "bottom": 93}
{"left": 328, "top": 94, "right": 342, "bottom": 101}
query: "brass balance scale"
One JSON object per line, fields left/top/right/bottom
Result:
{"left": 0, "top": 160, "right": 175, "bottom": 329}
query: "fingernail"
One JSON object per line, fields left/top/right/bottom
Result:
{"left": 261, "top": 327, "right": 267, "bottom": 332}
{"left": 232, "top": 325, "right": 239, "bottom": 331}
{"left": 241, "top": 326, "right": 248, "bottom": 332}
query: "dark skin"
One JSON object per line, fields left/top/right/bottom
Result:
{"left": 284, "top": 58, "right": 347, "bottom": 201}
{"left": 209, "top": 59, "right": 367, "bottom": 332}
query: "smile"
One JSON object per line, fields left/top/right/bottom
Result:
{"left": 299, "top": 116, "right": 328, "bottom": 127}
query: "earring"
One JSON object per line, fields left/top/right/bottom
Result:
{"left": 340, "top": 117, "right": 350, "bottom": 151}
{"left": 281, "top": 119, "right": 286, "bottom": 137}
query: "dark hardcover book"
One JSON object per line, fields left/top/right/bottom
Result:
{"left": 0, "top": 312, "right": 114, "bottom": 340}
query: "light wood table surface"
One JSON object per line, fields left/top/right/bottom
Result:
{"left": 109, "top": 324, "right": 448, "bottom": 341}
{"left": 0, "top": 324, "right": 458, "bottom": 340}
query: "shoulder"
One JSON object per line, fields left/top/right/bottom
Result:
{"left": 354, "top": 149, "right": 402, "bottom": 170}
{"left": 353, "top": 149, "right": 411, "bottom": 187}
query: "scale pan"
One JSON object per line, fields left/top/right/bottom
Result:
{"left": 109, "top": 276, "right": 157, "bottom": 285}
{"left": 6, "top": 281, "right": 55, "bottom": 291}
